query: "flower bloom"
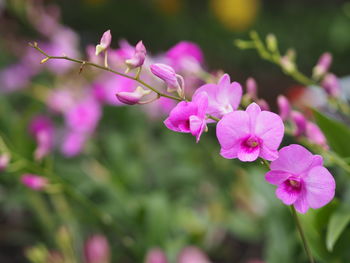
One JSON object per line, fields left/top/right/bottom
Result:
{"left": 84, "top": 235, "right": 110, "bottom": 263}
{"left": 116, "top": 86, "right": 151, "bottom": 105}
{"left": 95, "top": 30, "right": 112, "bottom": 55}
{"left": 29, "top": 116, "right": 54, "bottom": 161}
{"left": 216, "top": 103, "right": 284, "bottom": 162}
{"left": 125, "top": 41, "right": 146, "bottom": 70}
{"left": 21, "top": 174, "right": 48, "bottom": 191}
{"left": 265, "top": 144, "right": 335, "bottom": 213}
{"left": 321, "top": 73, "right": 340, "bottom": 97}
{"left": 192, "top": 74, "right": 242, "bottom": 120}
{"left": 164, "top": 92, "right": 208, "bottom": 142}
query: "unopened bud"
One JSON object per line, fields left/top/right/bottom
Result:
{"left": 291, "top": 111, "right": 307, "bottom": 137}
{"left": 312, "top": 52, "right": 332, "bottom": 79}
{"left": 277, "top": 95, "right": 291, "bottom": 121}
{"left": 116, "top": 86, "right": 151, "bottom": 105}
{"left": 280, "top": 56, "right": 295, "bottom": 73}
{"left": 321, "top": 73, "right": 340, "bottom": 97}
{"left": 84, "top": 235, "right": 110, "bottom": 263}
{"left": 41, "top": 57, "right": 50, "bottom": 64}
{"left": 246, "top": 77, "right": 257, "bottom": 100}
{"left": 95, "top": 30, "right": 112, "bottom": 55}
{"left": 125, "top": 41, "right": 146, "bottom": 70}
{"left": 266, "top": 34, "right": 277, "bottom": 52}
{"left": 150, "top": 63, "right": 183, "bottom": 93}
{"left": 21, "top": 174, "right": 48, "bottom": 191}
{"left": 145, "top": 248, "right": 168, "bottom": 263}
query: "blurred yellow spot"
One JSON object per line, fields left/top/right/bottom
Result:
{"left": 155, "top": 0, "right": 181, "bottom": 15}
{"left": 211, "top": 0, "right": 260, "bottom": 31}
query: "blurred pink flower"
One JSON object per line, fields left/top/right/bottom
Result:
{"left": 321, "top": 73, "right": 340, "bottom": 97}
{"left": 145, "top": 248, "right": 168, "bottom": 263}
{"left": 306, "top": 122, "right": 328, "bottom": 149}
{"left": 125, "top": 41, "right": 147, "bottom": 70}
{"left": 246, "top": 77, "right": 257, "bottom": 100}
{"left": 265, "top": 144, "right": 335, "bottom": 213}
{"left": 277, "top": 95, "right": 291, "bottom": 121}
{"left": 164, "top": 92, "right": 208, "bottom": 142}
{"left": 47, "top": 89, "right": 75, "bottom": 113}
{"left": 84, "top": 235, "right": 110, "bottom": 263}
{"left": 177, "top": 246, "right": 211, "bottom": 263}
{"left": 61, "top": 131, "right": 87, "bottom": 158}
{"left": 96, "top": 30, "right": 112, "bottom": 55}
{"left": 216, "top": 103, "right": 284, "bottom": 162}
{"left": 192, "top": 74, "right": 242, "bottom": 120}
{"left": 290, "top": 111, "right": 307, "bottom": 137}
{"left": 313, "top": 52, "right": 332, "bottom": 78}
{"left": 21, "top": 174, "right": 48, "bottom": 191}
{"left": 29, "top": 116, "right": 54, "bottom": 161}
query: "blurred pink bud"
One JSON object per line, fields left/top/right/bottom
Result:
{"left": 0, "top": 154, "right": 10, "bottom": 172}
{"left": 177, "top": 246, "right": 211, "bottom": 263}
{"left": 246, "top": 77, "right": 257, "bottom": 100}
{"left": 84, "top": 235, "right": 110, "bottom": 263}
{"left": 277, "top": 95, "right": 291, "bottom": 121}
{"left": 116, "top": 86, "right": 151, "bottom": 105}
{"left": 291, "top": 111, "right": 307, "bottom": 137}
{"left": 61, "top": 131, "right": 87, "bottom": 158}
{"left": 29, "top": 116, "right": 54, "bottom": 161}
{"left": 321, "top": 73, "right": 340, "bottom": 97}
{"left": 313, "top": 52, "right": 332, "bottom": 78}
{"left": 125, "top": 41, "right": 146, "bottom": 69}
{"left": 145, "top": 248, "right": 168, "bottom": 263}
{"left": 150, "top": 63, "right": 182, "bottom": 92}
{"left": 96, "top": 30, "right": 112, "bottom": 55}
{"left": 257, "top": 99, "right": 270, "bottom": 111}
{"left": 306, "top": 122, "right": 328, "bottom": 149}
{"left": 21, "top": 174, "right": 48, "bottom": 191}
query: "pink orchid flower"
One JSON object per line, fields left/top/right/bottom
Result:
{"left": 21, "top": 174, "right": 48, "bottom": 191}
{"left": 29, "top": 116, "right": 54, "bottom": 161}
{"left": 164, "top": 92, "right": 208, "bottom": 142}
{"left": 265, "top": 144, "right": 335, "bottom": 213}
{"left": 216, "top": 102, "right": 284, "bottom": 162}
{"left": 192, "top": 74, "right": 242, "bottom": 120}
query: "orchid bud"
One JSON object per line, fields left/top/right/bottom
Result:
{"left": 280, "top": 55, "right": 295, "bottom": 73}
{"left": 0, "top": 154, "right": 9, "bottom": 172}
{"left": 257, "top": 99, "right": 270, "bottom": 111}
{"left": 277, "top": 95, "right": 291, "bottom": 121}
{"left": 312, "top": 52, "right": 332, "bottom": 79}
{"left": 95, "top": 30, "right": 112, "bottom": 56}
{"left": 246, "top": 77, "right": 257, "bottom": 100}
{"left": 84, "top": 235, "right": 110, "bottom": 263}
{"left": 29, "top": 116, "right": 54, "bottom": 161}
{"left": 21, "top": 174, "right": 48, "bottom": 191}
{"left": 177, "top": 246, "right": 211, "bottom": 263}
{"left": 291, "top": 111, "right": 307, "bottom": 137}
{"left": 266, "top": 34, "right": 277, "bottom": 52}
{"left": 321, "top": 73, "right": 340, "bottom": 97}
{"left": 116, "top": 86, "right": 151, "bottom": 105}
{"left": 306, "top": 122, "right": 328, "bottom": 150}
{"left": 150, "top": 63, "right": 184, "bottom": 96}
{"left": 144, "top": 248, "right": 168, "bottom": 263}
{"left": 125, "top": 41, "right": 146, "bottom": 70}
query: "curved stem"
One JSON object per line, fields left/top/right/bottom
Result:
{"left": 290, "top": 206, "right": 315, "bottom": 263}
{"left": 30, "top": 42, "right": 182, "bottom": 102}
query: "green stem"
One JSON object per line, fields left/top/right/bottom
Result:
{"left": 30, "top": 42, "right": 182, "bottom": 102}
{"left": 290, "top": 206, "right": 315, "bottom": 263}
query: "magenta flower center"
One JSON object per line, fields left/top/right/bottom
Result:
{"left": 285, "top": 177, "right": 302, "bottom": 192}
{"left": 243, "top": 136, "right": 260, "bottom": 149}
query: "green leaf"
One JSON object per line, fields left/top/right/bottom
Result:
{"left": 313, "top": 110, "right": 350, "bottom": 158}
{"left": 326, "top": 207, "right": 350, "bottom": 251}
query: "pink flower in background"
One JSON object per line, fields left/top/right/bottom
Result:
{"left": 0, "top": 154, "right": 10, "bottom": 172}
{"left": 29, "top": 116, "right": 54, "bottom": 161}
{"left": 192, "top": 74, "right": 242, "bottom": 120}
{"left": 291, "top": 111, "right": 307, "bottom": 137}
{"left": 256, "top": 99, "right": 270, "bottom": 111}
{"left": 246, "top": 77, "right": 258, "bottom": 100}
{"left": 46, "top": 89, "right": 75, "bottom": 113}
{"left": 65, "top": 98, "right": 101, "bottom": 134}
{"left": 61, "top": 131, "right": 87, "bottom": 158}
{"left": 177, "top": 246, "right": 212, "bottom": 263}
{"left": 95, "top": 30, "right": 112, "bottom": 55}
{"left": 164, "top": 92, "right": 208, "bottom": 142}
{"left": 321, "top": 73, "right": 340, "bottom": 97}
{"left": 21, "top": 174, "right": 48, "bottom": 191}
{"left": 0, "top": 63, "right": 33, "bottom": 92}
{"left": 265, "top": 144, "right": 335, "bottom": 213}
{"left": 125, "top": 41, "right": 146, "bottom": 70}
{"left": 116, "top": 86, "right": 151, "bottom": 105}
{"left": 277, "top": 95, "right": 291, "bottom": 121}
{"left": 145, "top": 248, "right": 168, "bottom": 263}
{"left": 84, "top": 234, "right": 110, "bottom": 263}
{"left": 216, "top": 103, "right": 284, "bottom": 162}
{"left": 115, "top": 39, "right": 135, "bottom": 61}
{"left": 306, "top": 122, "right": 328, "bottom": 149}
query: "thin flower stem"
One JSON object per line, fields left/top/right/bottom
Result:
{"left": 29, "top": 42, "right": 182, "bottom": 102}
{"left": 290, "top": 206, "right": 315, "bottom": 263}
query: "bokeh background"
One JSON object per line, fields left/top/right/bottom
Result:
{"left": 0, "top": 0, "right": 350, "bottom": 262}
